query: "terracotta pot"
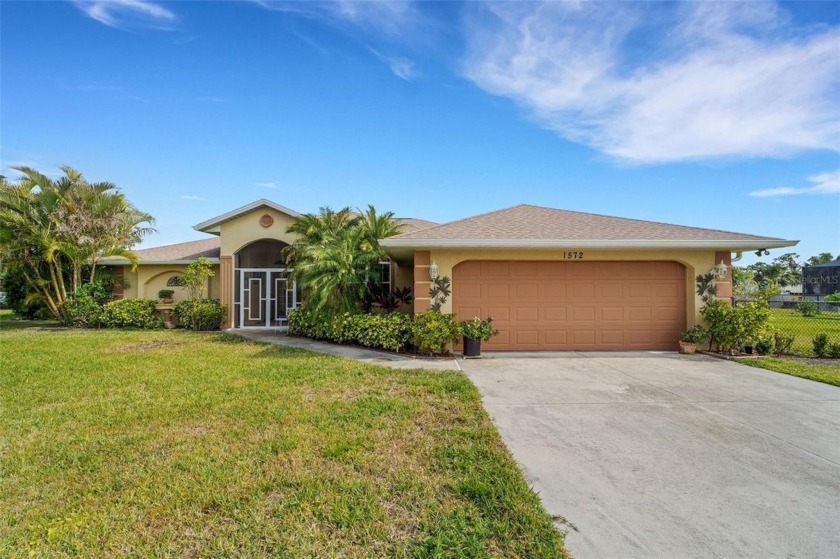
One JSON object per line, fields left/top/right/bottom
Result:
{"left": 162, "top": 297, "right": 174, "bottom": 304}
{"left": 679, "top": 341, "right": 697, "bottom": 355}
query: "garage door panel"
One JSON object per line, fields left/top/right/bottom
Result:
{"left": 542, "top": 283, "right": 567, "bottom": 299}
{"left": 571, "top": 284, "right": 595, "bottom": 299}
{"left": 599, "top": 283, "right": 624, "bottom": 298}
{"left": 601, "top": 330, "right": 624, "bottom": 344}
{"left": 453, "top": 260, "right": 685, "bottom": 351}
{"left": 487, "top": 307, "right": 510, "bottom": 321}
{"left": 459, "top": 306, "right": 483, "bottom": 320}
{"left": 486, "top": 284, "right": 509, "bottom": 298}
{"left": 544, "top": 307, "right": 568, "bottom": 322}
{"left": 544, "top": 330, "right": 568, "bottom": 344}
{"left": 573, "top": 330, "right": 596, "bottom": 345}
{"left": 515, "top": 330, "right": 539, "bottom": 345}
{"left": 511, "top": 262, "right": 539, "bottom": 276}
{"left": 457, "top": 282, "right": 483, "bottom": 299}
{"left": 515, "top": 307, "right": 539, "bottom": 321}
{"left": 601, "top": 307, "right": 624, "bottom": 321}
{"left": 486, "top": 262, "right": 510, "bottom": 276}
{"left": 539, "top": 262, "right": 569, "bottom": 276}
{"left": 514, "top": 283, "right": 538, "bottom": 299}
{"left": 456, "top": 261, "right": 482, "bottom": 277}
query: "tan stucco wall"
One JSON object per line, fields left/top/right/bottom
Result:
{"left": 393, "top": 262, "right": 414, "bottom": 291}
{"left": 423, "top": 248, "right": 725, "bottom": 326}
{"left": 219, "top": 208, "right": 299, "bottom": 257}
{"left": 118, "top": 264, "right": 220, "bottom": 302}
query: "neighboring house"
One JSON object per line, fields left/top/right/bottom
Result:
{"left": 101, "top": 199, "right": 797, "bottom": 351}
{"left": 802, "top": 257, "right": 840, "bottom": 297}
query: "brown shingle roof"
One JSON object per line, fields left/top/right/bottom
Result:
{"left": 395, "top": 217, "right": 438, "bottom": 234}
{"left": 390, "top": 204, "right": 786, "bottom": 242}
{"left": 132, "top": 238, "right": 221, "bottom": 262}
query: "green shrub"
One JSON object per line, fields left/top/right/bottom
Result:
{"left": 755, "top": 335, "right": 774, "bottom": 356}
{"left": 829, "top": 343, "right": 840, "bottom": 358}
{"left": 101, "top": 299, "right": 162, "bottom": 329}
{"left": 349, "top": 313, "right": 412, "bottom": 351}
{"left": 288, "top": 307, "right": 412, "bottom": 352}
{"left": 457, "top": 317, "right": 498, "bottom": 342}
{"left": 797, "top": 300, "right": 819, "bottom": 317}
{"left": 63, "top": 282, "right": 112, "bottom": 328}
{"left": 172, "top": 299, "right": 226, "bottom": 331}
{"left": 824, "top": 293, "right": 840, "bottom": 302}
{"left": 410, "top": 311, "right": 459, "bottom": 355}
{"left": 701, "top": 299, "right": 771, "bottom": 353}
{"left": 813, "top": 334, "right": 829, "bottom": 357}
{"left": 679, "top": 325, "right": 708, "bottom": 345}
{"left": 773, "top": 331, "right": 795, "bottom": 357}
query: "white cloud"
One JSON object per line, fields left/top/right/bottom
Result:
{"left": 251, "top": 0, "right": 415, "bottom": 37}
{"left": 463, "top": 1, "right": 840, "bottom": 163}
{"left": 369, "top": 47, "right": 418, "bottom": 81}
{"left": 255, "top": 181, "right": 276, "bottom": 189}
{"left": 181, "top": 195, "right": 206, "bottom": 201}
{"left": 750, "top": 168, "right": 840, "bottom": 197}
{"left": 73, "top": 0, "right": 177, "bottom": 30}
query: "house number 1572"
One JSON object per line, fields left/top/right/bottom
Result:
{"left": 563, "top": 251, "right": 584, "bottom": 259}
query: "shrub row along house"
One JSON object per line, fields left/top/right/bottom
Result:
{"left": 101, "top": 199, "right": 797, "bottom": 351}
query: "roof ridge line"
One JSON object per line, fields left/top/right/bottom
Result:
{"left": 392, "top": 204, "right": 527, "bottom": 238}
{"left": 514, "top": 203, "right": 785, "bottom": 240}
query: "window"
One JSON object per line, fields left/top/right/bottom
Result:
{"left": 166, "top": 276, "right": 183, "bottom": 287}
{"left": 379, "top": 261, "right": 391, "bottom": 293}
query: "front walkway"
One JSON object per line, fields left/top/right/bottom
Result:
{"left": 231, "top": 330, "right": 459, "bottom": 371}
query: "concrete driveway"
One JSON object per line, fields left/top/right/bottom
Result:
{"left": 458, "top": 353, "right": 840, "bottom": 559}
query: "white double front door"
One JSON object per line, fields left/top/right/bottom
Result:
{"left": 238, "top": 269, "right": 297, "bottom": 328}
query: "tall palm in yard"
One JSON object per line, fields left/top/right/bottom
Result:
{"left": 0, "top": 167, "right": 154, "bottom": 318}
{"left": 284, "top": 205, "right": 403, "bottom": 313}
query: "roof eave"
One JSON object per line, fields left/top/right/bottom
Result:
{"left": 380, "top": 239, "right": 799, "bottom": 250}
{"left": 99, "top": 257, "right": 221, "bottom": 266}
{"left": 192, "top": 198, "right": 301, "bottom": 233}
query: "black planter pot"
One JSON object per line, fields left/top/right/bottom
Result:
{"left": 463, "top": 337, "right": 481, "bottom": 357}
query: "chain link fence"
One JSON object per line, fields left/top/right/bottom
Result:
{"left": 733, "top": 296, "right": 840, "bottom": 356}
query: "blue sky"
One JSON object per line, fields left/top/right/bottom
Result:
{"left": 1, "top": 0, "right": 838, "bottom": 264}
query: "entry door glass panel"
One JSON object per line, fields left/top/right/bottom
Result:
{"left": 270, "top": 272, "right": 287, "bottom": 326}
{"left": 242, "top": 271, "right": 267, "bottom": 327}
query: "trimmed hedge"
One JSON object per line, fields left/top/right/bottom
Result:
{"left": 101, "top": 299, "right": 163, "bottom": 329}
{"left": 289, "top": 308, "right": 412, "bottom": 352}
{"left": 288, "top": 307, "right": 463, "bottom": 355}
{"left": 172, "top": 299, "right": 226, "bottom": 331}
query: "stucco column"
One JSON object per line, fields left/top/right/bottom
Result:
{"left": 413, "top": 250, "right": 431, "bottom": 313}
{"left": 714, "top": 251, "right": 733, "bottom": 301}
{"left": 220, "top": 255, "right": 234, "bottom": 328}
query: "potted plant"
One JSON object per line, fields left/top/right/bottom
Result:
{"left": 679, "top": 325, "right": 708, "bottom": 354}
{"left": 457, "top": 317, "right": 498, "bottom": 357}
{"left": 158, "top": 289, "right": 175, "bottom": 304}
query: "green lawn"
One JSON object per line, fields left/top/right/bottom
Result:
{"left": 739, "top": 356, "right": 840, "bottom": 387}
{"left": 0, "top": 326, "right": 568, "bottom": 558}
{"left": 769, "top": 308, "right": 840, "bottom": 355}
{"left": 0, "top": 308, "right": 59, "bottom": 330}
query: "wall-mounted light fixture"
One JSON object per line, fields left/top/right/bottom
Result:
{"left": 755, "top": 249, "right": 770, "bottom": 257}
{"left": 429, "top": 261, "right": 439, "bottom": 281}
{"left": 712, "top": 259, "right": 728, "bottom": 280}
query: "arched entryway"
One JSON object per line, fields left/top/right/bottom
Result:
{"left": 234, "top": 239, "right": 296, "bottom": 328}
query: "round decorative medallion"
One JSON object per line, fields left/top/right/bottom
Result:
{"left": 259, "top": 214, "right": 274, "bottom": 228}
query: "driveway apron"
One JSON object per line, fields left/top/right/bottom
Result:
{"left": 458, "top": 353, "right": 840, "bottom": 559}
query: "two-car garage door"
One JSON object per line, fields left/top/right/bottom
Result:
{"left": 453, "top": 261, "right": 686, "bottom": 351}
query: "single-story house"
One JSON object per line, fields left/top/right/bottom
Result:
{"left": 101, "top": 199, "right": 797, "bottom": 351}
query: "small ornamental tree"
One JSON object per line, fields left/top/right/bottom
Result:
{"left": 180, "top": 257, "right": 216, "bottom": 330}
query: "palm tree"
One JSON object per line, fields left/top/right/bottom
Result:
{"left": 283, "top": 205, "right": 402, "bottom": 313}
{"left": 0, "top": 167, "right": 154, "bottom": 318}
